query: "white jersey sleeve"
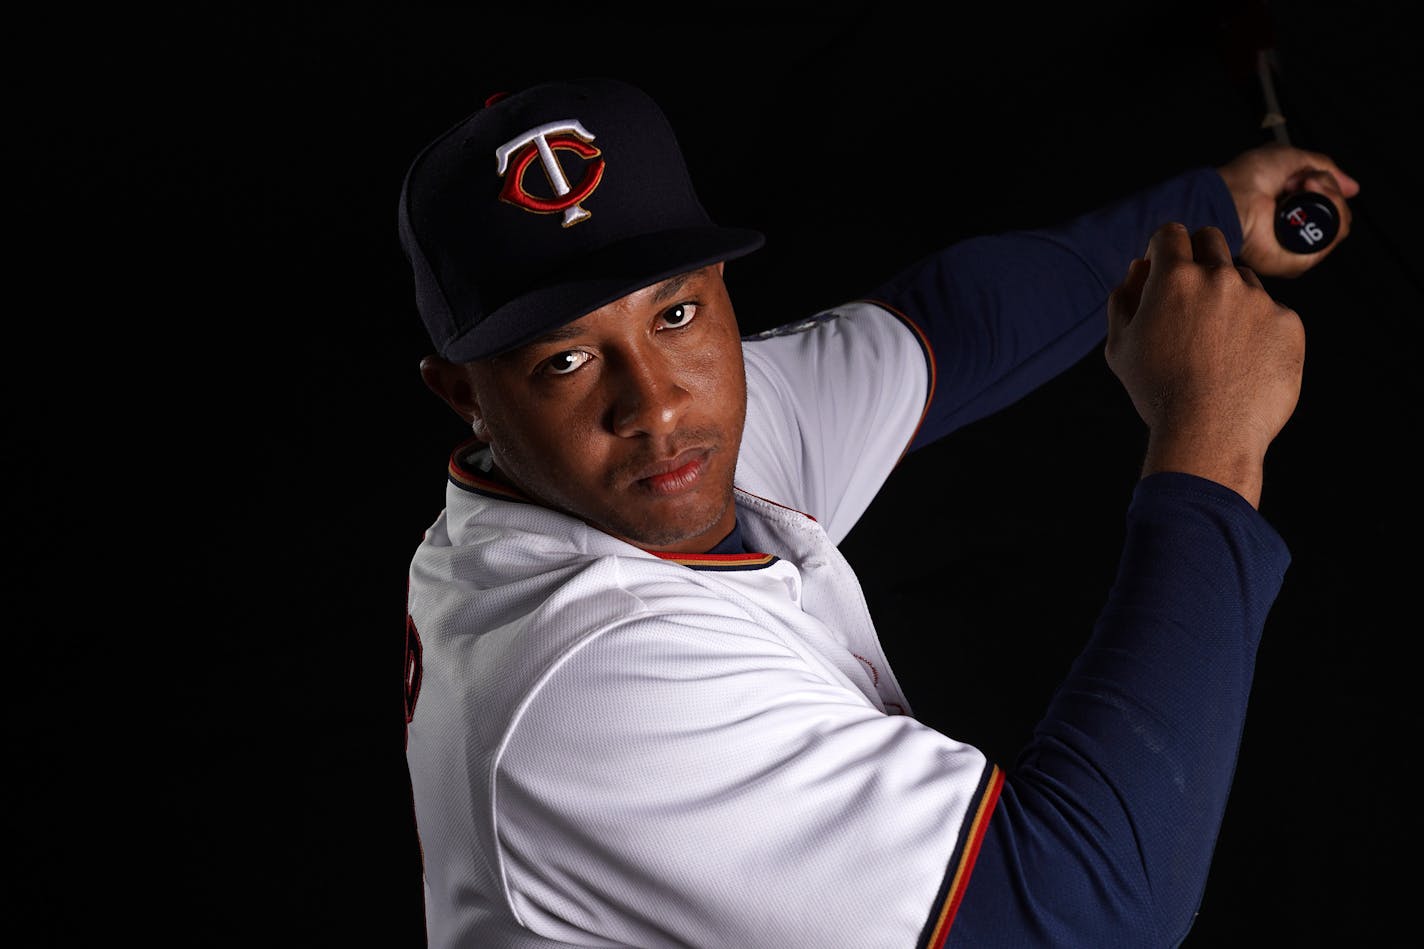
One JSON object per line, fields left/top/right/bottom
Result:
{"left": 736, "top": 302, "right": 932, "bottom": 543}
{"left": 495, "top": 594, "right": 989, "bottom": 949}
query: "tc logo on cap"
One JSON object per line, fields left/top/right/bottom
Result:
{"left": 495, "top": 120, "right": 605, "bottom": 227}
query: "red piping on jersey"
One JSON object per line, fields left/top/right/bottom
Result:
{"left": 446, "top": 438, "right": 530, "bottom": 501}
{"left": 860, "top": 298, "right": 937, "bottom": 467}
{"left": 924, "top": 765, "right": 1004, "bottom": 948}
{"left": 851, "top": 652, "right": 880, "bottom": 686}
{"left": 647, "top": 550, "right": 778, "bottom": 568}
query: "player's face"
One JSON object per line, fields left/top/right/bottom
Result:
{"left": 470, "top": 263, "right": 747, "bottom": 553}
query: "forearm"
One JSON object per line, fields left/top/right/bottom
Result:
{"left": 947, "top": 472, "right": 1290, "bottom": 947}
{"left": 866, "top": 167, "right": 1241, "bottom": 452}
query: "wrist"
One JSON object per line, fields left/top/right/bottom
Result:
{"left": 1214, "top": 165, "right": 1257, "bottom": 259}
{"left": 1142, "top": 429, "right": 1266, "bottom": 509}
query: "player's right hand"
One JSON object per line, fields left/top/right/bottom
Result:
{"left": 1104, "top": 222, "right": 1305, "bottom": 508}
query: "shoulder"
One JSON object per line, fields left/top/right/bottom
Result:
{"left": 741, "top": 299, "right": 921, "bottom": 360}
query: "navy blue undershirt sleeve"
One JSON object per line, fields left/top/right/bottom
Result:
{"left": 863, "top": 167, "right": 1242, "bottom": 453}
{"left": 942, "top": 473, "right": 1290, "bottom": 948}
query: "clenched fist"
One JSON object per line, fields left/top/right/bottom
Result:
{"left": 1105, "top": 223, "right": 1305, "bottom": 508}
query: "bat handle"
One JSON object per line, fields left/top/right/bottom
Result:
{"left": 1256, "top": 50, "right": 1339, "bottom": 254}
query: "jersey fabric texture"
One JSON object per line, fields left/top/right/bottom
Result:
{"left": 404, "top": 167, "right": 1292, "bottom": 948}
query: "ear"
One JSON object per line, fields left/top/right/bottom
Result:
{"left": 418, "top": 355, "right": 485, "bottom": 433}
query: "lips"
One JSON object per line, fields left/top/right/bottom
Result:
{"left": 631, "top": 447, "right": 710, "bottom": 495}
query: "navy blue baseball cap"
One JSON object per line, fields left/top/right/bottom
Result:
{"left": 398, "top": 77, "right": 766, "bottom": 362}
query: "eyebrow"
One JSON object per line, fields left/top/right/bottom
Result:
{"left": 649, "top": 268, "right": 700, "bottom": 304}
{"left": 528, "top": 322, "right": 586, "bottom": 345}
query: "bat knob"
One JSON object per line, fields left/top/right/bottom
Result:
{"left": 1274, "top": 191, "right": 1339, "bottom": 254}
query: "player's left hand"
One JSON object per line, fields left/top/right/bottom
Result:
{"left": 1216, "top": 142, "right": 1360, "bottom": 278}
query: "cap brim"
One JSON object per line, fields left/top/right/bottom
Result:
{"left": 439, "top": 225, "right": 765, "bottom": 362}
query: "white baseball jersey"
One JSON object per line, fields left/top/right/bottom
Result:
{"left": 404, "top": 302, "right": 1001, "bottom": 948}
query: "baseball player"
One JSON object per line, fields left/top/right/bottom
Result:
{"left": 398, "top": 78, "right": 1356, "bottom": 947}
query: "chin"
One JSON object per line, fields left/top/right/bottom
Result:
{"left": 617, "top": 494, "right": 733, "bottom": 552}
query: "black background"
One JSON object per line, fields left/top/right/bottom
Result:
{"left": 11, "top": 2, "right": 1421, "bottom": 946}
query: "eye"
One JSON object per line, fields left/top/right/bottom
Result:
{"left": 659, "top": 302, "right": 698, "bottom": 330}
{"left": 543, "top": 350, "right": 592, "bottom": 376}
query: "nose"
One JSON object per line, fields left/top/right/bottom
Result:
{"left": 608, "top": 347, "right": 691, "bottom": 438}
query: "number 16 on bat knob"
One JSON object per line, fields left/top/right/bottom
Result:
{"left": 1274, "top": 191, "right": 1339, "bottom": 254}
